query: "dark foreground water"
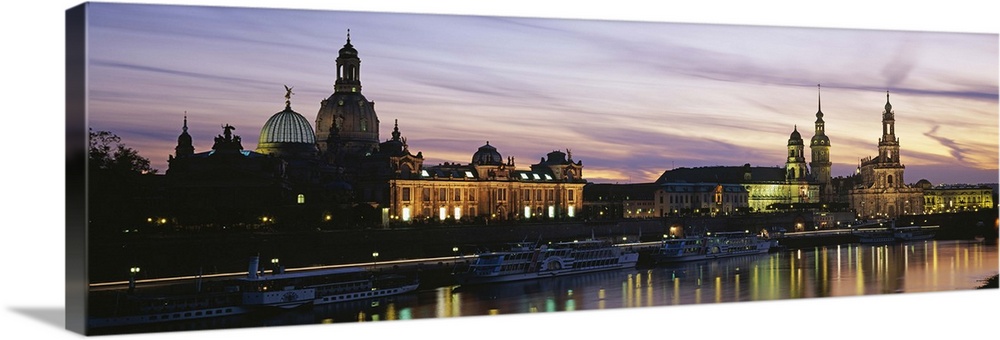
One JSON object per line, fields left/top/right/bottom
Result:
{"left": 98, "top": 239, "right": 997, "bottom": 335}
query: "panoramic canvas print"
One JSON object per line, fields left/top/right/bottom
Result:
{"left": 68, "top": 2, "right": 999, "bottom": 336}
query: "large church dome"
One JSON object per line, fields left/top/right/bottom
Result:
{"left": 260, "top": 107, "right": 316, "bottom": 144}
{"left": 256, "top": 104, "right": 318, "bottom": 158}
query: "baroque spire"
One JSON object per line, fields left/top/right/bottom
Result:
{"left": 816, "top": 84, "right": 824, "bottom": 118}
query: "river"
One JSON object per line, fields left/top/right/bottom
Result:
{"left": 95, "top": 239, "right": 996, "bottom": 335}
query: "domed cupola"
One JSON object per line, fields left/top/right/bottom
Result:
{"left": 472, "top": 141, "right": 503, "bottom": 165}
{"left": 788, "top": 126, "right": 803, "bottom": 145}
{"left": 256, "top": 86, "right": 318, "bottom": 159}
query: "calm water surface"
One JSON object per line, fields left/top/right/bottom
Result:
{"left": 108, "top": 239, "right": 997, "bottom": 334}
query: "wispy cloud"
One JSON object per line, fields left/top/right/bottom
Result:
{"left": 83, "top": 4, "right": 999, "bottom": 185}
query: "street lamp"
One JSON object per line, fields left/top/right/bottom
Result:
{"left": 271, "top": 258, "right": 280, "bottom": 274}
{"left": 372, "top": 252, "right": 379, "bottom": 270}
{"left": 128, "top": 266, "right": 140, "bottom": 292}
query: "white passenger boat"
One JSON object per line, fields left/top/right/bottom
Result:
{"left": 88, "top": 256, "right": 418, "bottom": 329}
{"left": 651, "top": 231, "right": 771, "bottom": 263}
{"left": 455, "top": 239, "right": 639, "bottom": 286}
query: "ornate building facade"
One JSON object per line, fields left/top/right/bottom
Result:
{"left": 847, "top": 92, "right": 924, "bottom": 219}
{"left": 655, "top": 164, "right": 818, "bottom": 214}
{"left": 367, "top": 142, "right": 586, "bottom": 224}
{"left": 654, "top": 182, "right": 749, "bottom": 216}
{"left": 920, "top": 182, "right": 995, "bottom": 214}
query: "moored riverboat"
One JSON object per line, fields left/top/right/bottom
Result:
{"left": 893, "top": 226, "right": 935, "bottom": 242}
{"left": 651, "top": 231, "right": 771, "bottom": 263}
{"left": 88, "top": 256, "right": 419, "bottom": 329}
{"left": 454, "top": 239, "right": 639, "bottom": 286}
{"left": 855, "top": 230, "right": 896, "bottom": 244}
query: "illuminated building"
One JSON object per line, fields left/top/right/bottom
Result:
{"left": 655, "top": 164, "right": 819, "bottom": 214}
{"left": 654, "top": 182, "right": 749, "bottom": 216}
{"left": 920, "top": 182, "right": 995, "bottom": 214}
{"left": 846, "top": 92, "right": 924, "bottom": 219}
{"left": 373, "top": 141, "right": 586, "bottom": 224}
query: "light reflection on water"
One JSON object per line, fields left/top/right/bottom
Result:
{"left": 108, "top": 240, "right": 996, "bottom": 333}
{"left": 377, "top": 240, "right": 995, "bottom": 320}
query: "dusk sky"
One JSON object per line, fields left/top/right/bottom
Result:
{"left": 2, "top": 2, "right": 998, "bottom": 340}
{"left": 85, "top": 2, "right": 998, "bottom": 185}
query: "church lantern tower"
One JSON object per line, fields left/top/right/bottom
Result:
{"left": 315, "top": 29, "right": 380, "bottom": 168}
{"left": 174, "top": 113, "right": 195, "bottom": 158}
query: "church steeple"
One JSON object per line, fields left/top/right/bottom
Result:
{"left": 879, "top": 90, "right": 900, "bottom": 163}
{"left": 812, "top": 84, "right": 828, "bottom": 139}
{"left": 810, "top": 84, "right": 832, "bottom": 192}
{"left": 882, "top": 91, "right": 895, "bottom": 138}
{"left": 334, "top": 29, "right": 362, "bottom": 94}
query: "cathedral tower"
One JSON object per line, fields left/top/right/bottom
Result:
{"left": 785, "top": 125, "right": 808, "bottom": 181}
{"left": 848, "top": 91, "right": 922, "bottom": 218}
{"left": 809, "top": 85, "right": 832, "bottom": 200}
{"left": 315, "top": 30, "right": 380, "bottom": 167}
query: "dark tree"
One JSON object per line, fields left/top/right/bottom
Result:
{"left": 88, "top": 129, "right": 161, "bottom": 235}
{"left": 89, "top": 129, "right": 157, "bottom": 174}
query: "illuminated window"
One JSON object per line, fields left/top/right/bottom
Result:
{"left": 297, "top": 194, "right": 305, "bottom": 204}
{"left": 439, "top": 207, "right": 447, "bottom": 221}
{"left": 465, "top": 171, "right": 474, "bottom": 178}
{"left": 568, "top": 206, "right": 575, "bottom": 217}
{"left": 402, "top": 207, "right": 411, "bottom": 221}
{"left": 548, "top": 205, "right": 555, "bottom": 218}
{"left": 421, "top": 170, "right": 430, "bottom": 177}
{"left": 454, "top": 207, "right": 462, "bottom": 220}
{"left": 533, "top": 174, "right": 541, "bottom": 180}
{"left": 520, "top": 173, "right": 529, "bottom": 180}
{"left": 544, "top": 174, "right": 553, "bottom": 180}
{"left": 524, "top": 206, "right": 531, "bottom": 218}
